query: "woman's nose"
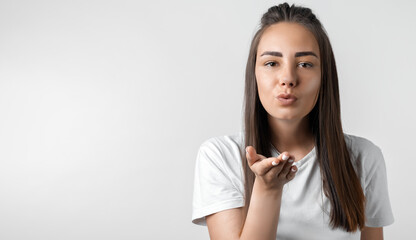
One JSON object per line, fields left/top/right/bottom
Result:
{"left": 279, "top": 66, "right": 297, "bottom": 88}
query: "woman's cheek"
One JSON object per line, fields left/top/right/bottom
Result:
{"left": 304, "top": 76, "right": 321, "bottom": 105}
{"left": 256, "top": 75, "right": 275, "bottom": 111}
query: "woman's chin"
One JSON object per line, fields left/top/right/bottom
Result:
{"left": 269, "top": 114, "right": 302, "bottom": 122}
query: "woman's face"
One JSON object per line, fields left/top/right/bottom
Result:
{"left": 255, "top": 22, "right": 321, "bottom": 122}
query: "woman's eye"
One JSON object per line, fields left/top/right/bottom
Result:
{"left": 299, "top": 62, "right": 313, "bottom": 68}
{"left": 265, "top": 62, "right": 277, "bottom": 67}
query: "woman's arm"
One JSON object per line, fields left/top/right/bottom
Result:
{"left": 206, "top": 147, "right": 296, "bottom": 240}
{"left": 206, "top": 179, "right": 283, "bottom": 240}
{"left": 238, "top": 179, "right": 283, "bottom": 240}
{"left": 360, "top": 227, "right": 383, "bottom": 240}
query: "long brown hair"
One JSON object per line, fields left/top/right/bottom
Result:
{"left": 240, "top": 2, "right": 365, "bottom": 232}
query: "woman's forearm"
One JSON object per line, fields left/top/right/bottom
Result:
{"left": 239, "top": 178, "right": 283, "bottom": 240}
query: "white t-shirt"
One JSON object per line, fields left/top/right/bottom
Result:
{"left": 191, "top": 131, "right": 394, "bottom": 240}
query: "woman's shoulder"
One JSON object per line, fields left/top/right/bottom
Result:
{"left": 197, "top": 131, "right": 245, "bottom": 169}
{"left": 343, "top": 132, "right": 386, "bottom": 178}
{"left": 344, "top": 133, "right": 380, "bottom": 155}
{"left": 199, "top": 131, "right": 244, "bottom": 153}
{"left": 343, "top": 132, "right": 383, "bottom": 158}
{"left": 192, "top": 132, "right": 246, "bottom": 225}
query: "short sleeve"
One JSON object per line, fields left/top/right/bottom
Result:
{"left": 191, "top": 140, "right": 244, "bottom": 226}
{"left": 363, "top": 146, "right": 394, "bottom": 227}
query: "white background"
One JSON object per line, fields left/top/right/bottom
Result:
{"left": 0, "top": 0, "right": 414, "bottom": 239}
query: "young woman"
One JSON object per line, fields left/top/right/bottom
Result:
{"left": 192, "top": 3, "right": 394, "bottom": 239}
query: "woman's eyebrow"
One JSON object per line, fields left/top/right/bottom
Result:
{"left": 260, "top": 51, "right": 319, "bottom": 58}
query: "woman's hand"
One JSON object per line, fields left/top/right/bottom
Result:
{"left": 246, "top": 146, "right": 297, "bottom": 191}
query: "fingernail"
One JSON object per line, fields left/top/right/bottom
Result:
{"left": 291, "top": 167, "right": 297, "bottom": 172}
{"left": 272, "top": 161, "right": 278, "bottom": 166}
{"left": 288, "top": 159, "right": 293, "bottom": 163}
{"left": 282, "top": 154, "right": 289, "bottom": 160}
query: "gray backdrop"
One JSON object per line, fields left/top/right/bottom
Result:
{"left": 0, "top": 0, "right": 414, "bottom": 239}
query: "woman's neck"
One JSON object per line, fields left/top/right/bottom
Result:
{"left": 268, "top": 115, "right": 315, "bottom": 153}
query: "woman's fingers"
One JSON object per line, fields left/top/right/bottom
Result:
{"left": 286, "top": 165, "right": 297, "bottom": 181}
{"left": 245, "top": 146, "right": 257, "bottom": 166}
{"left": 278, "top": 154, "right": 295, "bottom": 178}
{"left": 268, "top": 152, "right": 289, "bottom": 175}
{"left": 246, "top": 146, "right": 298, "bottom": 183}
{"left": 245, "top": 146, "right": 266, "bottom": 166}
{"left": 246, "top": 146, "right": 273, "bottom": 176}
